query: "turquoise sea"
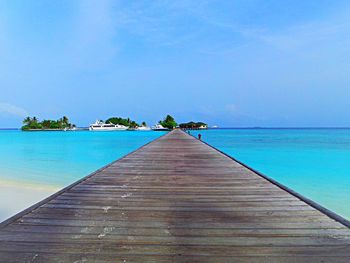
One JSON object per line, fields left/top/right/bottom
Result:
{"left": 0, "top": 129, "right": 349, "bottom": 221}
{"left": 191, "top": 129, "right": 350, "bottom": 219}
{"left": 0, "top": 130, "right": 165, "bottom": 186}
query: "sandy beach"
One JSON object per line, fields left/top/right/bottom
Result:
{"left": 0, "top": 179, "right": 60, "bottom": 222}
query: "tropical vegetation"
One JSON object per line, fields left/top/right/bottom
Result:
{"left": 22, "top": 116, "right": 75, "bottom": 130}
{"left": 179, "top": 121, "right": 208, "bottom": 129}
{"left": 159, "top": 115, "right": 177, "bottom": 129}
{"left": 105, "top": 117, "right": 139, "bottom": 128}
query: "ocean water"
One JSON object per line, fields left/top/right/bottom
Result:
{"left": 0, "top": 129, "right": 350, "bottom": 221}
{"left": 191, "top": 129, "right": 350, "bottom": 219}
{"left": 0, "top": 130, "right": 165, "bottom": 186}
{"left": 0, "top": 130, "right": 166, "bottom": 221}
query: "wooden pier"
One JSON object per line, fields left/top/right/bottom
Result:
{"left": 0, "top": 129, "right": 350, "bottom": 262}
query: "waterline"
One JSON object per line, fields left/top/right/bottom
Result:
{"left": 0, "top": 179, "right": 61, "bottom": 221}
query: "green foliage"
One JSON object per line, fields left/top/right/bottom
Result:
{"left": 49, "top": 122, "right": 61, "bottom": 129}
{"left": 105, "top": 117, "right": 139, "bottom": 128}
{"left": 129, "top": 121, "right": 138, "bottom": 128}
{"left": 21, "top": 116, "right": 74, "bottom": 130}
{"left": 179, "top": 121, "right": 207, "bottom": 129}
{"left": 41, "top": 120, "right": 52, "bottom": 129}
{"left": 22, "top": 116, "right": 41, "bottom": 130}
{"left": 159, "top": 115, "right": 177, "bottom": 129}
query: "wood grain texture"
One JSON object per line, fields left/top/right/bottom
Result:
{"left": 0, "top": 129, "right": 350, "bottom": 262}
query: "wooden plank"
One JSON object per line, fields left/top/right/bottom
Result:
{"left": 14, "top": 218, "right": 347, "bottom": 229}
{"left": 0, "top": 252, "right": 350, "bottom": 263}
{"left": 0, "top": 129, "right": 349, "bottom": 262}
{"left": 4, "top": 224, "right": 350, "bottom": 236}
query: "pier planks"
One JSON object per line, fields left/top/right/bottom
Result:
{"left": 0, "top": 129, "right": 350, "bottom": 262}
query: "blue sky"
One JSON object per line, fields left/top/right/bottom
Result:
{"left": 1, "top": 0, "right": 350, "bottom": 127}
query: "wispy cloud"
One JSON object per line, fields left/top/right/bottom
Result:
{"left": 0, "top": 103, "right": 28, "bottom": 117}
{"left": 259, "top": 16, "right": 350, "bottom": 53}
{"left": 110, "top": 0, "right": 218, "bottom": 47}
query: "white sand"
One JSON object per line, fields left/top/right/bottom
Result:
{"left": 0, "top": 180, "right": 61, "bottom": 222}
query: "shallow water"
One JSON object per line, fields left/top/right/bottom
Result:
{"left": 0, "top": 130, "right": 165, "bottom": 186}
{"left": 191, "top": 129, "right": 350, "bottom": 219}
{"left": 0, "top": 130, "right": 165, "bottom": 220}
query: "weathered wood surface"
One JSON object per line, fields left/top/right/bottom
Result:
{"left": 0, "top": 129, "right": 350, "bottom": 262}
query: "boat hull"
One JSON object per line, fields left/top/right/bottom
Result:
{"left": 152, "top": 128, "right": 169, "bottom": 131}
{"left": 89, "top": 127, "right": 128, "bottom": 131}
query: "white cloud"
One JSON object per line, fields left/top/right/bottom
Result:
{"left": 0, "top": 103, "right": 28, "bottom": 117}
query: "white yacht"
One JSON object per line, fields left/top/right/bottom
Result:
{"left": 89, "top": 120, "right": 128, "bottom": 131}
{"left": 136, "top": 126, "right": 151, "bottom": 131}
{"left": 151, "top": 124, "right": 169, "bottom": 131}
{"left": 63, "top": 127, "right": 76, "bottom": 131}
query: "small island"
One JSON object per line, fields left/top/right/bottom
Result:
{"left": 105, "top": 117, "right": 140, "bottom": 129}
{"left": 22, "top": 116, "right": 76, "bottom": 131}
{"left": 179, "top": 121, "right": 208, "bottom": 130}
{"left": 89, "top": 117, "right": 151, "bottom": 131}
{"left": 158, "top": 115, "right": 177, "bottom": 130}
{"left": 21, "top": 114, "right": 208, "bottom": 132}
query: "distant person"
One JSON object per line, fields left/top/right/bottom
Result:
{"left": 198, "top": 134, "right": 202, "bottom": 140}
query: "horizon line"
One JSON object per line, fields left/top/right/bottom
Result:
{"left": 2, "top": 127, "right": 350, "bottom": 130}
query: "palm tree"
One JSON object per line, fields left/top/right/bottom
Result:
{"left": 23, "top": 117, "right": 31, "bottom": 125}
{"left": 159, "top": 115, "right": 177, "bottom": 129}
{"left": 42, "top": 120, "right": 51, "bottom": 129}
{"left": 62, "top": 116, "right": 69, "bottom": 125}
{"left": 32, "top": 117, "right": 38, "bottom": 124}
